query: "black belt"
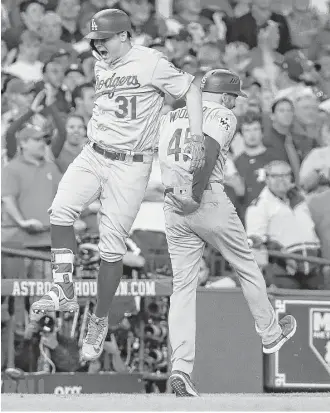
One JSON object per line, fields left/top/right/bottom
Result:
{"left": 164, "top": 181, "right": 222, "bottom": 196}
{"left": 92, "top": 142, "right": 144, "bottom": 162}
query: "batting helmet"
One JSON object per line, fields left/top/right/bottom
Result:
{"left": 201, "top": 69, "right": 247, "bottom": 98}
{"left": 85, "top": 9, "right": 132, "bottom": 40}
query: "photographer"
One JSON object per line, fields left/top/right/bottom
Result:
{"left": 245, "top": 160, "right": 323, "bottom": 289}
{"left": 17, "top": 313, "right": 81, "bottom": 373}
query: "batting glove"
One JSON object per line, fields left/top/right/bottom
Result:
{"left": 183, "top": 134, "right": 205, "bottom": 173}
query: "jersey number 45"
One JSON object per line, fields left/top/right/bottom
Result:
{"left": 167, "top": 128, "right": 191, "bottom": 161}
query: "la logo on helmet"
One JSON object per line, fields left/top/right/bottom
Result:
{"left": 91, "top": 19, "right": 98, "bottom": 31}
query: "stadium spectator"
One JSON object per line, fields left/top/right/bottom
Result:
{"left": 299, "top": 116, "right": 330, "bottom": 194}
{"left": 308, "top": 189, "right": 330, "bottom": 262}
{"left": 49, "top": 49, "right": 71, "bottom": 73}
{"left": 4, "top": 30, "right": 43, "bottom": 82}
{"left": 171, "top": 0, "right": 212, "bottom": 31}
{"left": 199, "top": 8, "right": 228, "bottom": 46}
{"left": 246, "top": 20, "right": 283, "bottom": 91}
{"left": 169, "top": 29, "right": 194, "bottom": 65}
{"left": 41, "top": 60, "right": 71, "bottom": 113}
{"left": 53, "top": 113, "right": 87, "bottom": 174}
{"left": 292, "top": 92, "right": 321, "bottom": 158}
{"left": 4, "top": 89, "right": 50, "bottom": 161}
{"left": 79, "top": 0, "right": 108, "bottom": 26}
{"left": 1, "top": 79, "right": 35, "bottom": 148}
{"left": 197, "top": 41, "right": 223, "bottom": 71}
{"left": 56, "top": 0, "right": 82, "bottom": 44}
{"left": 2, "top": 0, "right": 46, "bottom": 50}
{"left": 74, "top": 11, "right": 95, "bottom": 54}
{"left": 38, "top": 12, "right": 78, "bottom": 64}
{"left": 226, "top": 0, "right": 292, "bottom": 55}
{"left": 72, "top": 83, "right": 95, "bottom": 125}
{"left": 63, "top": 64, "right": 86, "bottom": 93}
{"left": 232, "top": 0, "right": 250, "bottom": 18}
{"left": 2, "top": 124, "right": 61, "bottom": 333}
{"left": 274, "top": 51, "right": 307, "bottom": 100}
{"left": 246, "top": 160, "right": 322, "bottom": 289}
{"left": 316, "top": 50, "right": 330, "bottom": 100}
{"left": 263, "top": 98, "right": 301, "bottom": 183}
{"left": 126, "top": 0, "right": 167, "bottom": 42}
{"left": 78, "top": 51, "right": 95, "bottom": 83}
{"left": 222, "top": 42, "right": 251, "bottom": 83}
{"left": 307, "top": 7, "right": 330, "bottom": 61}
{"left": 1, "top": 39, "right": 9, "bottom": 68}
{"left": 234, "top": 112, "right": 275, "bottom": 218}
{"left": 286, "top": 0, "right": 321, "bottom": 56}
{"left": 179, "top": 55, "right": 199, "bottom": 75}
{"left": 2, "top": 123, "right": 61, "bottom": 247}
{"left": 1, "top": 2, "right": 11, "bottom": 33}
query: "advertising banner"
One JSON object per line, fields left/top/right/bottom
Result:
{"left": 265, "top": 296, "right": 330, "bottom": 390}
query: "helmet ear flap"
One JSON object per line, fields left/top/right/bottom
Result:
{"left": 90, "top": 40, "right": 102, "bottom": 61}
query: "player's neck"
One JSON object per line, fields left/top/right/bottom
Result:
{"left": 244, "top": 145, "right": 266, "bottom": 157}
{"left": 115, "top": 43, "right": 133, "bottom": 62}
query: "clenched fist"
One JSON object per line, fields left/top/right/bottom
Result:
{"left": 183, "top": 134, "right": 205, "bottom": 173}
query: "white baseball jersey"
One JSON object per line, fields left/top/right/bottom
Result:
{"left": 158, "top": 100, "right": 237, "bottom": 188}
{"left": 88, "top": 45, "right": 194, "bottom": 152}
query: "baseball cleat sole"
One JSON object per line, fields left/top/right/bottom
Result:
{"left": 169, "top": 372, "right": 199, "bottom": 397}
{"left": 31, "top": 301, "right": 79, "bottom": 314}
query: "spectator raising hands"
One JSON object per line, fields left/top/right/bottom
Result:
{"left": 4, "top": 30, "right": 43, "bottom": 82}
{"left": 2, "top": 1, "right": 46, "bottom": 50}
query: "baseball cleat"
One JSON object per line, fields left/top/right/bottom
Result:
{"left": 31, "top": 284, "right": 79, "bottom": 314}
{"left": 169, "top": 370, "right": 199, "bottom": 397}
{"left": 263, "top": 315, "right": 297, "bottom": 354}
{"left": 81, "top": 313, "right": 108, "bottom": 361}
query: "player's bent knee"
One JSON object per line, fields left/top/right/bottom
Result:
{"left": 48, "top": 204, "right": 80, "bottom": 226}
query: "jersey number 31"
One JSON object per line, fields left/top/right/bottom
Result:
{"left": 115, "top": 96, "right": 137, "bottom": 119}
{"left": 167, "top": 128, "right": 191, "bottom": 161}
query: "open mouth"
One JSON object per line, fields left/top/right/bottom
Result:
{"left": 99, "top": 50, "right": 108, "bottom": 58}
{"left": 95, "top": 45, "right": 109, "bottom": 59}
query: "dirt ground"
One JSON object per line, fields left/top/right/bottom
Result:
{"left": 2, "top": 392, "right": 330, "bottom": 411}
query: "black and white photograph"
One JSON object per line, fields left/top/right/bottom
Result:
{"left": 1, "top": 0, "right": 330, "bottom": 411}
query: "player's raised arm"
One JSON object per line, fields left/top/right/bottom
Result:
{"left": 151, "top": 57, "right": 205, "bottom": 172}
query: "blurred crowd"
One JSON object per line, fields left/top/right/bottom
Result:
{"left": 1, "top": 0, "right": 330, "bottom": 370}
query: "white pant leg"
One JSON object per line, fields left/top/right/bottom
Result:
{"left": 189, "top": 188, "right": 282, "bottom": 345}
{"left": 164, "top": 204, "right": 205, "bottom": 375}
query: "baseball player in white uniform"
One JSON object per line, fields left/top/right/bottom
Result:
{"left": 158, "top": 69, "right": 297, "bottom": 397}
{"left": 32, "top": 9, "right": 206, "bottom": 361}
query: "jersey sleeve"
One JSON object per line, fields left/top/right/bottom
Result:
{"left": 203, "top": 109, "right": 237, "bottom": 147}
{"left": 151, "top": 57, "right": 194, "bottom": 100}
